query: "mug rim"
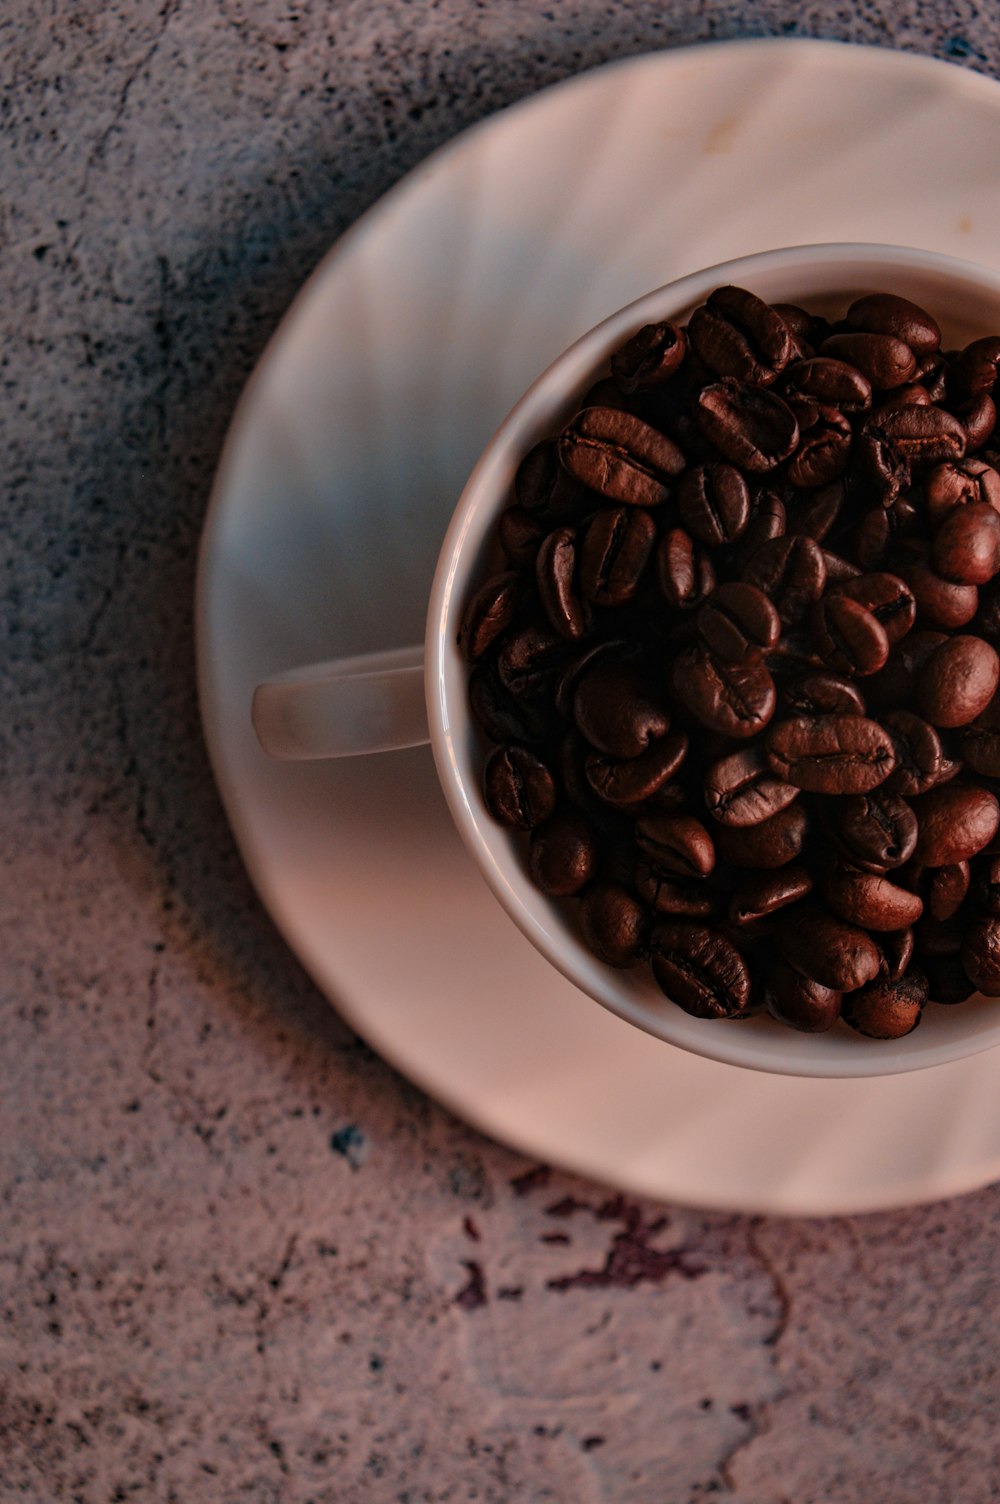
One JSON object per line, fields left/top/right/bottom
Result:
{"left": 426, "top": 241, "right": 1000, "bottom": 1079}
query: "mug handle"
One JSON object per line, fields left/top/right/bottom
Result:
{"left": 251, "top": 644, "right": 428, "bottom": 759}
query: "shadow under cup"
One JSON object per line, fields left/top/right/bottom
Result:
{"left": 428, "top": 243, "right": 1000, "bottom": 1080}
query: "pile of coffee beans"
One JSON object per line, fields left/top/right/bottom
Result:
{"left": 460, "top": 284, "right": 1000, "bottom": 1037}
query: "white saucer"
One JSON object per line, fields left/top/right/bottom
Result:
{"left": 197, "top": 39, "right": 1000, "bottom": 1216}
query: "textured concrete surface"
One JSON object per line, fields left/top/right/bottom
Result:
{"left": 4, "top": 3, "right": 1000, "bottom": 1500}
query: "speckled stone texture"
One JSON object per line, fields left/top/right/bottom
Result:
{"left": 4, "top": 2, "right": 1000, "bottom": 1500}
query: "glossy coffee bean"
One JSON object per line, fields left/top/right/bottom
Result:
{"left": 881, "top": 710, "right": 945, "bottom": 796}
{"left": 899, "top": 560, "right": 979, "bottom": 630}
{"left": 827, "top": 571, "right": 916, "bottom": 645}
{"left": 536, "top": 526, "right": 589, "bottom": 639}
{"left": 672, "top": 642, "right": 776, "bottom": 739}
{"left": 924, "top": 458, "right": 1000, "bottom": 524}
{"left": 688, "top": 285, "right": 792, "bottom": 385}
{"left": 926, "top": 861, "right": 971, "bottom": 922}
{"left": 585, "top": 731, "right": 688, "bottom": 807}
{"left": 962, "top": 697, "right": 1000, "bottom": 778}
{"left": 781, "top": 356, "right": 872, "bottom": 413}
{"left": 740, "top": 534, "right": 827, "bottom": 627}
{"left": 830, "top": 789, "right": 918, "bottom": 872}
{"left": 635, "top": 812, "right": 715, "bottom": 879}
{"left": 846, "top": 292, "right": 941, "bottom": 353}
{"left": 573, "top": 658, "right": 671, "bottom": 759}
{"left": 777, "top": 905, "right": 882, "bottom": 992}
{"left": 676, "top": 461, "right": 751, "bottom": 547}
{"left": 911, "top": 783, "right": 1000, "bottom": 866}
{"left": 765, "top": 714, "right": 896, "bottom": 795}
{"left": 703, "top": 745, "right": 800, "bottom": 828}
{"left": 931, "top": 501, "right": 1000, "bottom": 585}
{"left": 878, "top": 926, "right": 915, "bottom": 983}
{"left": 961, "top": 916, "right": 1000, "bottom": 993}
{"left": 635, "top": 862, "right": 717, "bottom": 918}
{"left": 809, "top": 594, "right": 890, "bottom": 677}
{"left": 697, "top": 582, "right": 780, "bottom": 663}
{"left": 729, "top": 864, "right": 812, "bottom": 926}
{"left": 764, "top": 959, "right": 842, "bottom": 1032}
{"left": 787, "top": 404, "right": 853, "bottom": 488}
{"left": 866, "top": 403, "right": 966, "bottom": 470}
{"left": 497, "top": 623, "right": 566, "bottom": 698}
{"left": 820, "top": 330, "right": 918, "bottom": 389}
{"left": 712, "top": 803, "right": 809, "bottom": 869}
{"left": 822, "top": 866, "right": 923, "bottom": 931}
{"left": 914, "top": 634, "right": 1000, "bottom": 727}
{"left": 953, "top": 335, "right": 1000, "bottom": 398}
{"left": 559, "top": 406, "right": 685, "bottom": 507}
{"left": 777, "top": 670, "right": 866, "bottom": 718}
{"left": 695, "top": 378, "right": 799, "bottom": 472}
{"left": 483, "top": 745, "right": 557, "bottom": 830}
{"left": 656, "top": 527, "right": 716, "bottom": 611}
{"left": 841, "top": 970, "right": 928, "bottom": 1038}
{"left": 611, "top": 321, "right": 687, "bottom": 393}
{"left": 578, "top": 506, "right": 656, "bottom": 605}
{"left": 459, "top": 572, "right": 520, "bottom": 661}
{"left": 649, "top": 921, "right": 752, "bottom": 1018}
{"left": 529, "top": 811, "right": 598, "bottom": 896}
{"left": 578, "top": 882, "right": 650, "bottom": 967}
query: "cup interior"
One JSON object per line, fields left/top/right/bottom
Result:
{"left": 428, "top": 243, "right": 1000, "bottom": 1078}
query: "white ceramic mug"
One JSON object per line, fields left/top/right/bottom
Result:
{"left": 252, "top": 242, "right": 1000, "bottom": 1078}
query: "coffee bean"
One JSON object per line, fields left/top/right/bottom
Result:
{"left": 882, "top": 709, "right": 945, "bottom": 795}
{"left": 962, "top": 697, "right": 1000, "bottom": 777}
{"left": 677, "top": 462, "right": 751, "bottom": 546}
{"left": 579, "top": 506, "right": 656, "bottom": 605}
{"left": 846, "top": 292, "right": 941, "bottom": 353}
{"left": 704, "top": 745, "right": 800, "bottom": 827}
{"left": 924, "top": 458, "right": 1000, "bottom": 524}
{"left": 912, "top": 784, "right": 1000, "bottom": 865}
{"left": 778, "top": 670, "right": 866, "bottom": 718}
{"left": 841, "top": 970, "right": 928, "bottom": 1037}
{"left": 926, "top": 861, "right": 970, "bottom": 921}
{"left": 953, "top": 390, "right": 997, "bottom": 452}
{"left": 713, "top": 803, "right": 809, "bottom": 869}
{"left": 729, "top": 864, "right": 812, "bottom": 926}
{"left": 820, "top": 331, "right": 918, "bottom": 389}
{"left": 878, "top": 926, "right": 915, "bottom": 982}
{"left": 827, "top": 572, "right": 917, "bottom": 645}
{"left": 764, "top": 959, "right": 842, "bottom": 1032}
{"left": 635, "top": 812, "right": 715, "bottom": 879}
{"left": 559, "top": 407, "right": 685, "bottom": 507}
{"left": 855, "top": 426, "right": 912, "bottom": 505}
{"left": 469, "top": 664, "right": 548, "bottom": 746}
{"left": 499, "top": 504, "right": 545, "bottom": 568}
{"left": 809, "top": 594, "right": 890, "bottom": 677}
{"left": 578, "top": 882, "right": 650, "bottom": 966}
{"left": 536, "top": 526, "right": 589, "bottom": 639}
{"left": 899, "top": 560, "right": 979, "bottom": 630}
{"left": 864, "top": 403, "right": 966, "bottom": 471}
{"left": 649, "top": 921, "right": 752, "bottom": 1018}
{"left": 829, "top": 789, "right": 918, "bottom": 872}
{"left": 688, "top": 285, "right": 792, "bottom": 385}
{"left": 695, "top": 379, "right": 799, "bottom": 472}
{"left": 484, "top": 745, "right": 557, "bottom": 830}
{"left": 822, "top": 865, "right": 924, "bottom": 931}
{"left": 697, "top": 582, "right": 780, "bottom": 663}
{"left": 953, "top": 335, "right": 1000, "bottom": 398}
{"left": 585, "top": 731, "right": 688, "bottom": 807}
{"left": 740, "top": 534, "right": 827, "bottom": 628}
{"left": 656, "top": 527, "right": 716, "bottom": 611}
{"left": 781, "top": 356, "right": 872, "bottom": 413}
{"left": 573, "top": 658, "right": 671, "bottom": 759}
{"left": 787, "top": 404, "right": 853, "bottom": 488}
{"left": 515, "top": 440, "right": 586, "bottom": 517}
{"left": 611, "top": 321, "right": 688, "bottom": 393}
{"left": 766, "top": 714, "right": 896, "bottom": 794}
{"left": 735, "top": 489, "right": 786, "bottom": 566}
{"left": 672, "top": 643, "right": 776, "bottom": 739}
{"left": 777, "top": 905, "right": 882, "bottom": 992}
{"left": 961, "top": 916, "right": 1000, "bottom": 993}
{"left": 635, "top": 862, "right": 717, "bottom": 917}
{"left": 529, "top": 812, "right": 598, "bottom": 895}
{"left": 932, "top": 501, "right": 1000, "bottom": 585}
{"left": 914, "top": 634, "right": 1000, "bottom": 727}
{"left": 459, "top": 571, "right": 520, "bottom": 661}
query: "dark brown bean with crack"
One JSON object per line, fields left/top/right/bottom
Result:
{"left": 649, "top": 922, "right": 752, "bottom": 1018}
{"left": 914, "top": 634, "right": 1000, "bottom": 727}
{"left": 777, "top": 905, "right": 882, "bottom": 992}
{"left": 688, "top": 285, "right": 792, "bottom": 385}
{"left": 842, "top": 970, "right": 928, "bottom": 1037}
{"left": 830, "top": 790, "right": 918, "bottom": 872}
{"left": 535, "top": 527, "right": 588, "bottom": 639}
{"left": 656, "top": 527, "right": 716, "bottom": 610}
{"left": 822, "top": 866, "right": 924, "bottom": 931}
{"left": 729, "top": 864, "right": 812, "bottom": 926}
{"left": 704, "top": 745, "right": 800, "bottom": 828}
{"left": 740, "top": 534, "right": 826, "bottom": 627}
{"left": 676, "top": 462, "right": 751, "bottom": 546}
{"left": 559, "top": 407, "right": 685, "bottom": 507}
{"left": 697, "top": 582, "right": 780, "bottom": 663}
{"left": 611, "top": 321, "right": 688, "bottom": 393}
{"left": 846, "top": 292, "right": 941, "bottom": 353}
{"left": 635, "top": 863, "right": 717, "bottom": 918}
{"left": 672, "top": 643, "right": 777, "bottom": 739}
{"left": 529, "top": 812, "right": 598, "bottom": 896}
{"left": 578, "top": 883, "right": 650, "bottom": 967}
{"left": 962, "top": 696, "right": 1000, "bottom": 777}
{"left": 713, "top": 803, "right": 809, "bottom": 869}
{"left": 932, "top": 501, "right": 1000, "bottom": 585}
{"left": 926, "top": 861, "right": 971, "bottom": 922}
{"left": 882, "top": 710, "right": 945, "bottom": 795}
{"left": 585, "top": 731, "right": 688, "bottom": 807}
{"left": 911, "top": 784, "right": 1000, "bottom": 866}
{"left": 764, "top": 959, "right": 842, "bottom": 1032}
{"left": 820, "top": 331, "right": 918, "bottom": 389}
{"left": 864, "top": 403, "right": 966, "bottom": 471}
{"left": 483, "top": 745, "right": 557, "bottom": 830}
{"left": 809, "top": 594, "right": 890, "bottom": 678}
{"left": 924, "top": 458, "right": 1000, "bottom": 523}
{"left": 778, "top": 671, "right": 866, "bottom": 718}
{"left": 879, "top": 926, "right": 915, "bottom": 983}
{"left": 899, "top": 561, "right": 979, "bottom": 630}
{"left": 573, "top": 659, "right": 671, "bottom": 759}
{"left": 787, "top": 404, "right": 853, "bottom": 488}
{"left": 695, "top": 379, "right": 799, "bottom": 472}
{"left": 459, "top": 572, "right": 520, "bottom": 661}
{"left": 578, "top": 506, "right": 656, "bottom": 605}
{"left": 827, "top": 572, "right": 917, "bottom": 645}
{"left": 635, "top": 813, "right": 715, "bottom": 879}
{"left": 765, "top": 714, "right": 896, "bottom": 794}
{"left": 782, "top": 356, "right": 872, "bottom": 413}
{"left": 961, "top": 917, "right": 1000, "bottom": 993}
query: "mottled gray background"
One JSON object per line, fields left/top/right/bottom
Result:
{"left": 4, "top": 3, "right": 1000, "bottom": 1500}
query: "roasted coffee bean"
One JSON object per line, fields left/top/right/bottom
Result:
{"left": 636, "top": 862, "right": 717, "bottom": 917}
{"left": 469, "top": 665, "right": 547, "bottom": 746}
{"left": 820, "top": 331, "right": 918, "bottom": 390}
{"left": 782, "top": 356, "right": 872, "bottom": 413}
{"left": 764, "top": 959, "right": 842, "bottom": 1032}
{"left": 787, "top": 404, "right": 853, "bottom": 488}
{"left": 822, "top": 865, "right": 924, "bottom": 931}
{"left": 578, "top": 882, "right": 650, "bottom": 967}
{"left": 559, "top": 407, "right": 685, "bottom": 507}
{"left": 882, "top": 709, "right": 945, "bottom": 795}
{"left": 740, "top": 534, "right": 826, "bottom": 627}
{"left": 777, "top": 905, "right": 882, "bottom": 992}
{"left": 697, "top": 582, "right": 780, "bottom": 663}
{"left": 704, "top": 745, "right": 800, "bottom": 827}
{"left": 932, "top": 501, "right": 1000, "bottom": 585}
{"left": 766, "top": 714, "right": 896, "bottom": 794}
{"left": 553, "top": 638, "right": 623, "bottom": 719}
{"left": 635, "top": 812, "right": 715, "bottom": 879}
{"left": 656, "top": 527, "right": 716, "bottom": 610}
{"left": 585, "top": 731, "right": 688, "bottom": 807}
{"left": 899, "top": 560, "right": 979, "bottom": 630}
{"left": 515, "top": 440, "right": 585, "bottom": 517}
{"left": 578, "top": 506, "right": 656, "bottom": 605}
{"left": 459, "top": 571, "right": 520, "bottom": 661}
{"left": 672, "top": 642, "right": 776, "bottom": 739}
{"left": 778, "top": 670, "right": 866, "bottom": 718}
{"left": 529, "top": 811, "right": 598, "bottom": 896}
{"left": 864, "top": 629, "right": 948, "bottom": 712}
{"left": 954, "top": 390, "right": 997, "bottom": 452}
{"left": 953, "top": 335, "right": 1000, "bottom": 398}
{"left": 497, "top": 623, "right": 567, "bottom": 698}
{"left": 914, "top": 634, "right": 1000, "bottom": 727}
{"left": 864, "top": 403, "right": 966, "bottom": 471}
{"left": 809, "top": 594, "right": 890, "bottom": 678}
{"left": 911, "top": 783, "right": 1000, "bottom": 865}
{"left": 926, "top": 861, "right": 971, "bottom": 921}
{"left": 842, "top": 970, "right": 928, "bottom": 1037}
{"left": 696, "top": 379, "right": 799, "bottom": 472}
{"left": 785, "top": 481, "right": 844, "bottom": 542}
{"left": 688, "top": 285, "right": 792, "bottom": 385}
{"left": 879, "top": 926, "right": 915, "bottom": 983}
{"left": 735, "top": 489, "right": 786, "bottom": 565}
{"left": 729, "top": 864, "right": 812, "bottom": 926}
{"left": 649, "top": 921, "right": 752, "bottom": 1018}
{"left": 535, "top": 527, "right": 589, "bottom": 639}
{"left": 483, "top": 745, "right": 557, "bottom": 830}
{"left": 573, "top": 658, "right": 671, "bottom": 759}
{"left": 961, "top": 916, "right": 1000, "bottom": 993}
{"left": 846, "top": 292, "right": 940, "bottom": 352}
{"left": 611, "top": 321, "right": 687, "bottom": 393}
{"left": 774, "top": 301, "right": 832, "bottom": 349}
{"left": 820, "top": 549, "right": 863, "bottom": 586}
{"left": 677, "top": 462, "right": 751, "bottom": 546}
{"left": 962, "top": 697, "right": 1000, "bottom": 777}
{"left": 830, "top": 789, "right": 918, "bottom": 872}
{"left": 713, "top": 803, "right": 808, "bottom": 869}
{"left": 925, "top": 459, "right": 1000, "bottom": 523}
{"left": 827, "top": 572, "right": 916, "bottom": 645}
